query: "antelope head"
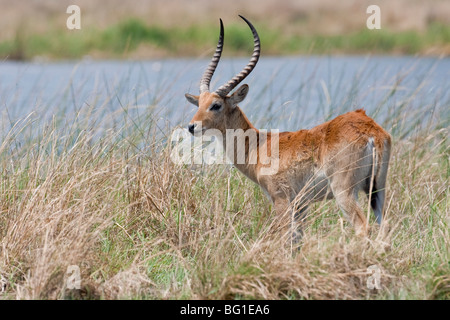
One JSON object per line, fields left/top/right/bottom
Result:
{"left": 185, "top": 15, "right": 260, "bottom": 135}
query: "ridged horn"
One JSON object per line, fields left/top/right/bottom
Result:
{"left": 199, "top": 19, "right": 224, "bottom": 93}
{"left": 215, "top": 15, "right": 260, "bottom": 97}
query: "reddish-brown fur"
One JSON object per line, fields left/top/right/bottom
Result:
{"left": 187, "top": 89, "right": 391, "bottom": 237}
{"left": 185, "top": 17, "right": 391, "bottom": 238}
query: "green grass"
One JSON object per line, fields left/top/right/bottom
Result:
{"left": 1, "top": 18, "right": 449, "bottom": 60}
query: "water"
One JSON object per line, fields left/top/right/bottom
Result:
{"left": 0, "top": 56, "right": 449, "bottom": 136}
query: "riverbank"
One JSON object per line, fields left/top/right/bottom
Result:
{"left": 1, "top": 18, "right": 449, "bottom": 61}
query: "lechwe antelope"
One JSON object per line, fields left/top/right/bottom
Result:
{"left": 185, "top": 16, "right": 391, "bottom": 237}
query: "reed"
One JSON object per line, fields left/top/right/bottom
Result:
{"left": 0, "top": 58, "right": 448, "bottom": 299}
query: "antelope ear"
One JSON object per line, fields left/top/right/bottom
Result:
{"left": 228, "top": 84, "right": 249, "bottom": 106}
{"left": 185, "top": 93, "right": 199, "bottom": 107}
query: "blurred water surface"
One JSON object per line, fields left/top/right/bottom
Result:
{"left": 0, "top": 56, "right": 448, "bottom": 137}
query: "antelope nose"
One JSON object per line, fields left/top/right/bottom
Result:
{"left": 188, "top": 123, "right": 196, "bottom": 134}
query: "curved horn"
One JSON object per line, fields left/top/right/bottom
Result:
{"left": 215, "top": 15, "right": 260, "bottom": 97}
{"left": 199, "top": 19, "right": 224, "bottom": 93}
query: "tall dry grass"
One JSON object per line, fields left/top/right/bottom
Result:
{"left": 0, "top": 60, "right": 448, "bottom": 300}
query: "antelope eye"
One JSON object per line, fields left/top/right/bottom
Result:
{"left": 210, "top": 103, "right": 222, "bottom": 111}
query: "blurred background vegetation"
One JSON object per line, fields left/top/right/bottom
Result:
{"left": 0, "top": 0, "right": 449, "bottom": 60}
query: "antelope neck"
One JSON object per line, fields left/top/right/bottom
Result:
{"left": 221, "top": 106, "right": 260, "bottom": 183}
